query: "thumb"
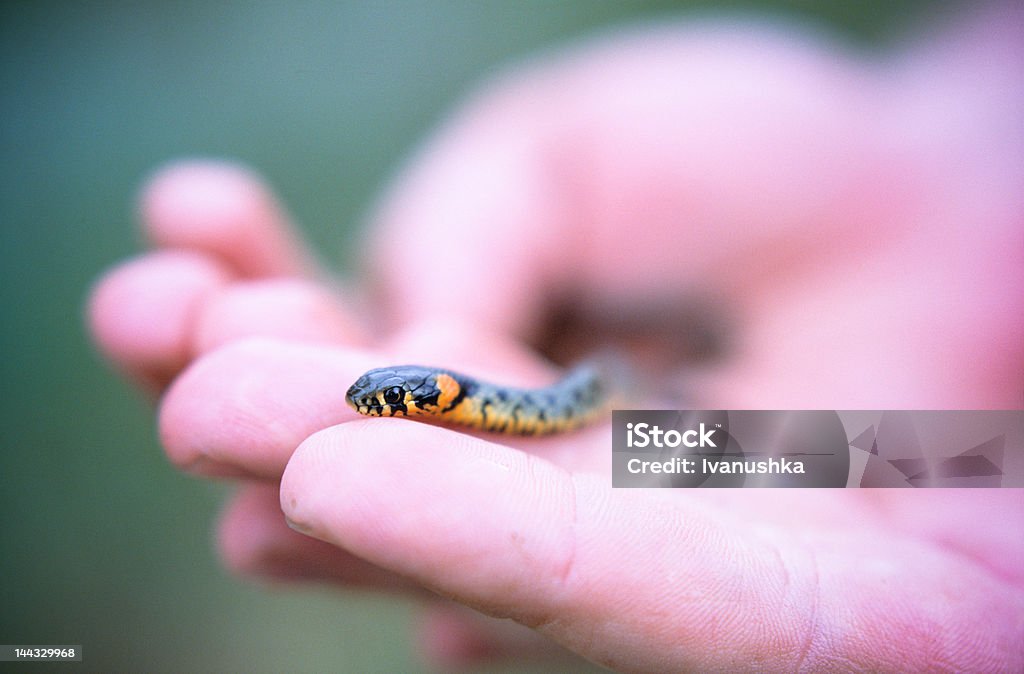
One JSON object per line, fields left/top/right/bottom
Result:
{"left": 279, "top": 420, "right": 802, "bottom": 672}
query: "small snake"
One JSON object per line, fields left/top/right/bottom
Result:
{"left": 345, "top": 364, "right": 607, "bottom": 435}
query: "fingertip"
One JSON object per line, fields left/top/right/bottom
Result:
{"left": 139, "top": 159, "right": 317, "bottom": 278}
{"left": 280, "top": 421, "right": 509, "bottom": 541}
{"left": 279, "top": 420, "right": 374, "bottom": 544}
{"left": 88, "top": 250, "right": 231, "bottom": 388}
{"left": 140, "top": 159, "right": 262, "bottom": 246}
{"left": 158, "top": 338, "right": 368, "bottom": 479}
{"left": 279, "top": 422, "right": 452, "bottom": 555}
{"left": 157, "top": 339, "right": 281, "bottom": 477}
{"left": 280, "top": 420, "right": 579, "bottom": 618}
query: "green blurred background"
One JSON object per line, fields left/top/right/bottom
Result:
{"left": 1, "top": 2, "right": 943, "bottom": 672}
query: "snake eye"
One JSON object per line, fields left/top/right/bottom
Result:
{"left": 383, "top": 386, "right": 404, "bottom": 405}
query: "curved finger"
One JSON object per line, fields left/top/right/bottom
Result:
{"left": 89, "top": 256, "right": 366, "bottom": 394}
{"left": 140, "top": 159, "right": 323, "bottom": 279}
{"left": 280, "top": 421, "right": 791, "bottom": 671}
{"left": 281, "top": 421, "right": 1024, "bottom": 672}
{"left": 161, "top": 317, "right": 610, "bottom": 481}
{"left": 88, "top": 250, "right": 232, "bottom": 392}
{"left": 158, "top": 338, "right": 373, "bottom": 479}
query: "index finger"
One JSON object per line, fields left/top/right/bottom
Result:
{"left": 281, "top": 420, "right": 1024, "bottom": 672}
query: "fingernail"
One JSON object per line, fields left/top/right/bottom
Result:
{"left": 284, "top": 515, "right": 313, "bottom": 536}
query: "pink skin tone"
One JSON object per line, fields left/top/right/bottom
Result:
{"left": 88, "top": 9, "right": 1023, "bottom": 673}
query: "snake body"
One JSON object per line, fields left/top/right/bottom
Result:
{"left": 345, "top": 364, "right": 606, "bottom": 435}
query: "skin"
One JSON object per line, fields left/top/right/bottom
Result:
{"left": 88, "top": 7, "right": 1024, "bottom": 673}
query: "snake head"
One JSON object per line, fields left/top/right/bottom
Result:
{"left": 345, "top": 365, "right": 456, "bottom": 418}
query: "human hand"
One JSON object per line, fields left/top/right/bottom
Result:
{"left": 89, "top": 7, "right": 1023, "bottom": 672}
